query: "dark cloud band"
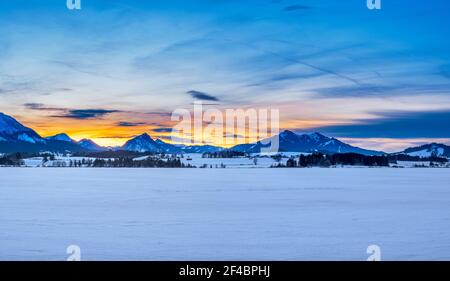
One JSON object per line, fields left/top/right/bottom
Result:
{"left": 53, "top": 109, "right": 120, "bottom": 119}
{"left": 313, "top": 110, "right": 450, "bottom": 138}
{"left": 187, "top": 90, "right": 219, "bottom": 101}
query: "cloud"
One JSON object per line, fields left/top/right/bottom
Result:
{"left": 439, "top": 63, "right": 450, "bottom": 79}
{"left": 23, "top": 103, "right": 65, "bottom": 111}
{"left": 47, "top": 60, "right": 104, "bottom": 77}
{"left": 296, "top": 43, "right": 370, "bottom": 61}
{"left": 235, "top": 41, "right": 362, "bottom": 86}
{"left": 187, "top": 90, "right": 220, "bottom": 101}
{"left": 156, "top": 135, "right": 171, "bottom": 140}
{"left": 54, "top": 109, "right": 120, "bottom": 119}
{"left": 117, "top": 121, "right": 146, "bottom": 127}
{"left": 25, "top": 104, "right": 171, "bottom": 123}
{"left": 24, "top": 104, "right": 120, "bottom": 120}
{"left": 313, "top": 84, "right": 395, "bottom": 98}
{"left": 223, "top": 133, "right": 245, "bottom": 139}
{"left": 312, "top": 110, "right": 450, "bottom": 138}
{"left": 95, "top": 135, "right": 137, "bottom": 139}
{"left": 133, "top": 36, "right": 215, "bottom": 72}
{"left": 247, "top": 72, "right": 325, "bottom": 88}
{"left": 313, "top": 84, "right": 450, "bottom": 98}
{"left": 283, "top": 5, "right": 312, "bottom": 12}
{"left": 152, "top": 127, "right": 173, "bottom": 133}
{"left": 55, "top": 88, "right": 73, "bottom": 92}
{"left": 145, "top": 111, "right": 173, "bottom": 117}
{"left": 0, "top": 80, "right": 36, "bottom": 95}
{"left": 157, "top": 134, "right": 193, "bottom": 144}
{"left": 24, "top": 103, "right": 45, "bottom": 110}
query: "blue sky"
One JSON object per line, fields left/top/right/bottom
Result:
{"left": 0, "top": 0, "right": 449, "bottom": 151}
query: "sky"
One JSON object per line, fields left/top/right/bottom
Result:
{"left": 0, "top": 0, "right": 450, "bottom": 152}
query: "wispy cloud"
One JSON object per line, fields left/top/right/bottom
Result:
{"left": 55, "top": 88, "right": 72, "bottom": 92}
{"left": 233, "top": 41, "right": 362, "bottom": 86}
{"left": 152, "top": 127, "right": 173, "bottom": 133}
{"left": 53, "top": 109, "right": 120, "bottom": 120}
{"left": 145, "top": 111, "right": 173, "bottom": 117}
{"left": 23, "top": 103, "right": 64, "bottom": 111}
{"left": 24, "top": 104, "right": 120, "bottom": 120}
{"left": 283, "top": 5, "right": 312, "bottom": 12}
{"left": 117, "top": 121, "right": 146, "bottom": 127}
{"left": 313, "top": 84, "right": 450, "bottom": 98}
{"left": 187, "top": 90, "right": 220, "bottom": 101}
{"left": 1, "top": 0, "right": 450, "bottom": 146}
{"left": 47, "top": 60, "right": 103, "bottom": 77}
{"left": 312, "top": 110, "right": 450, "bottom": 138}
{"left": 439, "top": 63, "right": 450, "bottom": 79}
{"left": 0, "top": 80, "right": 37, "bottom": 95}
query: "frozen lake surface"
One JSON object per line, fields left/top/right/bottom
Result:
{"left": 0, "top": 168, "right": 449, "bottom": 260}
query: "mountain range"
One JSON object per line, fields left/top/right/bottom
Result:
{"left": 231, "top": 130, "right": 383, "bottom": 155}
{"left": 1, "top": 112, "right": 449, "bottom": 157}
{"left": 399, "top": 143, "right": 450, "bottom": 158}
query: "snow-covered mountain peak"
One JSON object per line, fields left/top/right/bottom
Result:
{"left": 308, "top": 132, "right": 329, "bottom": 142}
{"left": 232, "top": 130, "right": 383, "bottom": 155}
{"left": 77, "top": 139, "right": 105, "bottom": 151}
{"left": 123, "top": 133, "right": 160, "bottom": 152}
{"left": 401, "top": 143, "right": 450, "bottom": 158}
{"left": 46, "top": 133, "right": 75, "bottom": 143}
{"left": 0, "top": 112, "right": 45, "bottom": 144}
{"left": 135, "top": 133, "right": 153, "bottom": 140}
{"left": 279, "top": 130, "right": 297, "bottom": 139}
{"left": 0, "top": 112, "right": 30, "bottom": 134}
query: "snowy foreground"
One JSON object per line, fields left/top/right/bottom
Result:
{"left": 1, "top": 168, "right": 449, "bottom": 261}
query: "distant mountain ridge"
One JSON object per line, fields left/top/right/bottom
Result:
{"left": 78, "top": 139, "right": 106, "bottom": 151}
{"left": 0, "top": 113, "right": 101, "bottom": 153}
{"left": 398, "top": 143, "right": 450, "bottom": 158}
{"left": 123, "top": 133, "right": 161, "bottom": 152}
{"left": 0, "top": 112, "right": 45, "bottom": 144}
{"left": 46, "top": 133, "right": 76, "bottom": 143}
{"left": 122, "top": 133, "right": 223, "bottom": 153}
{"left": 2, "top": 112, "right": 449, "bottom": 157}
{"left": 113, "top": 130, "right": 383, "bottom": 155}
{"left": 231, "top": 130, "right": 384, "bottom": 156}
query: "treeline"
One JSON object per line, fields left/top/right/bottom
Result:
{"left": 0, "top": 153, "right": 24, "bottom": 166}
{"left": 90, "top": 157, "right": 189, "bottom": 168}
{"left": 274, "top": 153, "right": 391, "bottom": 168}
{"left": 72, "top": 150, "right": 151, "bottom": 159}
{"left": 66, "top": 157, "right": 189, "bottom": 168}
{"left": 387, "top": 154, "right": 448, "bottom": 163}
{"left": 202, "top": 150, "right": 247, "bottom": 158}
{"left": 0, "top": 152, "right": 191, "bottom": 168}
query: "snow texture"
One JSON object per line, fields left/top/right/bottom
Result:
{"left": 17, "top": 133, "right": 36, "bottom": 143}
{"left": 1, "top": 168, "right": 449, "bottom": 261}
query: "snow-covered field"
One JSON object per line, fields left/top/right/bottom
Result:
{"left": 391, "top": 161, "right": 435, "bottom": 168}
{"left": 21, "top": 153, "right": 290, "bottom": 168}
{"left": 1, "top": 168, "right": 450, "bottom": 261}
{"left": 181, "top": 153, "right": 287, "bottom": 168}
{"left": 22, "top": 156, "right": 97, "bottom": 167}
